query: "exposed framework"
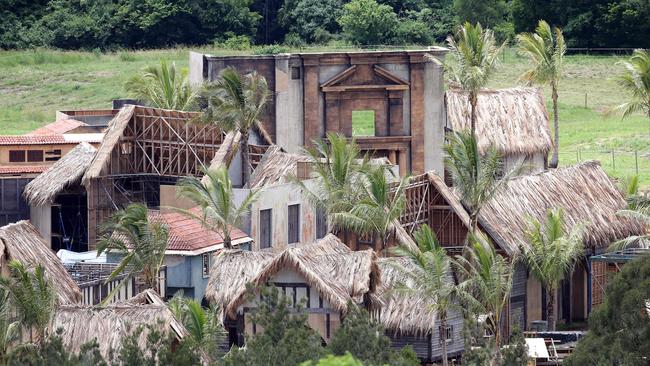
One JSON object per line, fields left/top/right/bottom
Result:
{"left": 85, "top": 106, "right": 225, "bottom": 248}
{"left": 398, "top": 173, "right": 469, "bottom": 250}
{"left": 589, "top": 247, "right": 650, "bottom": 308}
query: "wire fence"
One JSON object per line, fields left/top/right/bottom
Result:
{"left": 560, "top": 149, "right": 650, "bottom": 177}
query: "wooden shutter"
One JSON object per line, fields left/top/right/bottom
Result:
{"left": 288, "top": 204, "right": 300, "bottom": 244}
{"left": 260, "top": 209, "right": 272, "bottom": 249}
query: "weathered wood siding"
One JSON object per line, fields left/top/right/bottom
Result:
{"left": 510, "top": 262, "right": 527, "bottom": 331}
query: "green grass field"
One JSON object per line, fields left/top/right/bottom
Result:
{"left": 1, "top": 47, "right": 648, "bottom": 185}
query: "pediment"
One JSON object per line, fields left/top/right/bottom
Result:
{"left": 321, "top": 65, "right": 409, "bottom": 92}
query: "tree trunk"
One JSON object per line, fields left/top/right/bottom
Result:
{"left": 547, "top": 287, "right": 556, "bottom": 331}
{"left": 469, "top": 212, "right": 478, "bottom": 236}
{"left": 440, "top": 315, "right": 449, "bottom": 366}
{"left": 241, "top": 130, "right": 251, "bottom": 185}
{"left": 549, "top": 83, "right": 560, "bottom": 168}
{"left": 492, "top": 313, "right": 502, "bottom": 366}
{"left": 469, "top": 92, "right": 478, "bottom": 139}
{"left": 224, "top": 232, "right": 232, "bottom": 249}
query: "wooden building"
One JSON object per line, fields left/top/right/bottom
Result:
{"left": 80, "top": 105, "right": 225, "bottom": 248}
{"left": 478, "top": 161, "right": 645, "bottom": 327}
{"left": 189, "top": 48, "right": 448, "bottom": 175}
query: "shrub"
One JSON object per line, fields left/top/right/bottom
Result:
{"left": 253, "top": 45, "right": 290, "bottom": 55}
{"left": 219, "top": 34, "right": 252, "bottom": 50}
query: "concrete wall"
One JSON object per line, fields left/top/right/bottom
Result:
{"left": 30, "top": 204, "right": 51, "bottom": 247}
{"left": 275, "top": 55, "right": 304, "bottom": 152}
{"left": 423, "top": 57, "right": 446, "bottom": 174}
{"left": 0, "top": 144, "right": 76, "bottom": 165}
{"left": 189, "top": 51, "right": 205, "bottom": 88}
{"left": 248, "top": 180, "right": 318, "bottom": 250}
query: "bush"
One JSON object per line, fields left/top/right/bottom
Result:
{"left": 253, "top": 45, "right": 290, "bottom": 55}
{"left": 328, "top": 305, "right": 419, "bottom": 366}
{"left": 223, "top": 286, "right": 325, "bottom": 366}
{"left": 338, "top": 0, "right": 398, "bottom": 45}
{"left": 219, "top": 34, "right": 252, "bottom": 50}
{"left": 493, "top": 22, "right": 515, "bottom": 45}
{"left": 393, "top": 16, "right": 434, "bottom": 45}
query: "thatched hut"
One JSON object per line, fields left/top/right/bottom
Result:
{"left": 478, "top": 161, "right": 646, "bottom": 327}
{"left": 445, "top": 87, "right": 553, "bottom": 173}
{"left": 0, "top": 220, "right": 81, "bottom": 305}
{"left": 51, "top": 289, "right": 186, "bottom": 359}
{"left": 205, "top": 234, "right": 379, "bottom": 345}
{"left": 204, "top": 233, "right": 460, "bottom": 361}
{"left": 23, "top": 142, "right": 97, "bottom": 251}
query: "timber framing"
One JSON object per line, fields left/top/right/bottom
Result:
{"left": 82, "top": 105, "right": 225, "bottom": 248}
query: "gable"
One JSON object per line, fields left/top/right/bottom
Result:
{"left": 321, "top": 65, "right": 409, "bottom": 92}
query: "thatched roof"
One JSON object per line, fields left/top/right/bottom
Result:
{"left": 445, "top": 87, "right": 553, "bottom": 155}
{"left": 205, "top": 234, "right": 379, "bottom": 318}
{"left": 52, "top": 305, "right": 185, "bottom": 359}
{"left": 479, "top": 161, "right": 646, "bottom": 255}
{"left": 23, "top": 142, "right": 96, "bottom": 206}
{"left": 205, "top": 131, "right": 241, "bottom": 173}
{"left": 82, "top": 105, "right": 135, "bottom": 184}
{"left": 375, "top": 257, "right": 440, "bottom": 335}
{"left": 0, "top": 221, "right": 81, "bottom": 305}
{"left": 247, "top": 146, "right": 310, "bottom": 189}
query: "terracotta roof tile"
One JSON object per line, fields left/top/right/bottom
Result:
{"left": 149, "top": 209, "right": 251, "bottom": 253}
{"left": 0, "top": 135, "right": 67, "bottom": 145}
{"left": 0, "top": 165, "right": 50, "bottom": 174}
{"left": 28, "top": 120, "right": 87, "bottom": 135}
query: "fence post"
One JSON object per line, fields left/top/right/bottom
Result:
{"left": 635, "top": 150, "right": 639, "bottom": 175}
{"left": 612, "top": 150, "right": 615, "bottom": 170}
{"left": 576, "top": 150, "right": 579, "bottom": 163}
{"left": 584, "top": 93, "right": 588, "bottom": 109}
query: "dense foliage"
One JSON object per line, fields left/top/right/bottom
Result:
{"left": 565, "top": 254, "right": 650, "bottom": 365}
{"left": 4, "top": 0, "right": 647, "bottom": 49}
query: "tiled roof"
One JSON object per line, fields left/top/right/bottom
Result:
{"left": 0, "top": 135, "right": 67, "bottom": 145}
{"left": 0, "top": 133, "right": 103, "bottom": 146}
{"left": 0, "top": 165, "right": 50, "bottom": 174}
{"left": 28, "top": 120, "right": 87, "bottom": 135}
{"left": 149, "top": 209, "right": 252, "bottom": 253}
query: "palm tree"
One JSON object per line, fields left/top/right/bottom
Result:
{"left": 0, "top": 261, "right": 56, "bottom": 343}
{"left": 170, "top": 294, "right": 224, "bottom": 361}
{"left": 523, "top": 208, "right": 584, "bottom": 331}
{"left": 201, "top": 67, "right": 270, "bottom": 183}
{"left": 125, "top": 59, "right": 199, "bottom": 111}
{"left": 609, "top": 49, "right": 650, "bottom": 137}
{"left": 390, "top": 225, "right": 457, "bottom": 366}
{"left": 613, "top": 184, "right": 650, "bottom": 249}
{"left": 445, "top": 22, "right": 504, "bottom": 139}
{"left": 294, "top": 133, "right": 370, "bottom": 234}
{"left": 454, "top": 236, "right": 514, "bottom": 361}
{"left": 517, "top": 20, "right": 566, "bottom": 169}
{"left": 0, "top": 288, "right": 20, "bottom": 365}
{"left": 176, "top": 166, "right": 261, "bottom": 249}
{"left": 97, "top": 203, "right": 169, "bottom": 297}
{"left": 444, "top": 131, "right": 513, "bottom": 234}
{"left": 332, "top": 164, "right": 410, "bottom": 250}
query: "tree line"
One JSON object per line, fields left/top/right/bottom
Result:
{"left": 2, "top": 0, "right": 650, "bottom": 50}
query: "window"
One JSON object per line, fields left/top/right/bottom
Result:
{"left": 291, "top": 66, "right": 301, "bottom": 80}
{"left": 288, "top": 204, "right": 300, "bottom": 244}
{"left": 351, "top": 110, "right": 375, "bottom": 136}
{"left": 27, "top": 150, "right": 43, "bottom": 162}
{"left": 439, "top": 325, "right": 453, "bottom": 344}
{"left": 316, "top": 208, "right": 327, "bottom": 239}
{"left": 8, "top": 150, "right": 25, "bottom": 163}
{"left": 259, "top": 209, "right": 272, "bottom": 249}
{"left": 45, "top": 149, "right": 62, "bottom": 162}
{"left": 202, "top": 253, "right": 211, "bottom": 277}
{"left": 358, "top": 233, "right": 374, "bottom": 246}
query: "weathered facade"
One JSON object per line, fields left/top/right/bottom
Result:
{"left": 189, "top": 48, "right": 448, "bottom": 175}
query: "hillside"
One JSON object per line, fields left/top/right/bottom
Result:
{"left": 0, "top": 47, "right": 648, "bottom": 184}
